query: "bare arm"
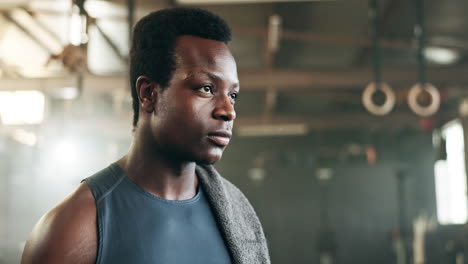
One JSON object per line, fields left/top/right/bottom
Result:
{"left": 21, "top": 183, "right": 97, "bottom": 264}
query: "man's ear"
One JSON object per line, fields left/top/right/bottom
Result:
{"left": 136, "top": 76, "right": 159, "bottom": 114}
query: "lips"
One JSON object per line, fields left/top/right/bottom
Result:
{"left": 207, "top": 131, "right": 232, "bottom": 147}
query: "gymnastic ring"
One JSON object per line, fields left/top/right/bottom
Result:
{"left": 362, "top": 82, "right": 396, "bottom": 116}
{"left": 407, "top": 83, "right": 440, "bottom": 117}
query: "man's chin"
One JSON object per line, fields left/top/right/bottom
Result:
{"left": 196, "top": 153, "right": 223, "bottom": 165}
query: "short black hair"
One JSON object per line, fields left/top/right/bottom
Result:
{"left": 129, "top": 7, "right": 232, "bottom": 128}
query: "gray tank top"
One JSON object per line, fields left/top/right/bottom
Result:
{"left": 83, "top": 163, "right": 232, "bottom": 264}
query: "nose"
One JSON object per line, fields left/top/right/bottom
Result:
{"left": 213, "top": 94, "right": 236, "bottom": 122}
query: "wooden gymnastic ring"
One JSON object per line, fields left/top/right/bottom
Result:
{"left": 407, "top": 83, "right": 440, "bottom": 117}
{"left": 362, "top": 82, "right": 395, "bottom": 116}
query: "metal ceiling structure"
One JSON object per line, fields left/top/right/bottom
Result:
{"left": 0, "top": 0, "right": 467, "bottom": 132}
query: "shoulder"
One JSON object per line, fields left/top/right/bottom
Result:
{"left": 21, "top": 182, "right": 97, "bottom": 264}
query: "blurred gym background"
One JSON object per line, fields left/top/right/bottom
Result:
{"left": 1, "top": 0, "right": 468, "bottom": 263}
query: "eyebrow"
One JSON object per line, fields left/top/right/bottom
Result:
{"left": 186, "top": 71, "right": 240, "bottom": 89}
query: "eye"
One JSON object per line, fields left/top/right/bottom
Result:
{"left": 230, "top": 92, "right": 239, "bottom": 101}
{"left": 197, "top": 85, "right": 213, "bottom": 94}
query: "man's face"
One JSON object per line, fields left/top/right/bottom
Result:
{"left": 150, "top": 35, "right": 239, "bottom": 164}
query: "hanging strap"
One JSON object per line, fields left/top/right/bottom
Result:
{"left": 370, "top": 0, "right": 381, "bottom": 86}
{"left": 415, "top": 0, "right": 426, "bottom": 84}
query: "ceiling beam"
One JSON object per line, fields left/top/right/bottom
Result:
{"left": 5, "top": 6, "right": 466, "bottom": 53}
{"left": 239, "top": 67, "right": 468, "bottom": 90}
{"left": 73, "top": 1, "right": 129, "bottom": 63}
{"left": 23, "top": 8, "right": 63, "bottom": 46}
{"left": 233, "top": 26, "right": 468, "bottom": 52}
{"left": 92, "top": 20, "right": 128, "bottom": 63}
{"left": 1, "top": 11, "right": 54, "bottom": 55}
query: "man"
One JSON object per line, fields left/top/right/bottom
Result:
{"left": 21, "top": 7, "right": 270, "bottom": 264}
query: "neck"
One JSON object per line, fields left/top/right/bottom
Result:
{"left": 117, "top": 129, "right": 198, "bottom": 201}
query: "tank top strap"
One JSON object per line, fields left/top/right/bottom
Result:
{"left": 82, "top": 163, "right": 125, "bottom": 203}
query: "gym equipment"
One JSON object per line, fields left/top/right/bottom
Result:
{"left": 407, "top": 0, "right": 440, "bottom": 117}
{"left": 362, "top": 0, "right": 395, "bottom": 116}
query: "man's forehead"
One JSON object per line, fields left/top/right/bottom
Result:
{"left": 174, "top": 36, "right": 234, "bottom": 64}
{"left": 173, "top": 36, "right": 238, "bottom": 84}
{"left": 193, "top": 70, "right": 238, "bottom": 84}
{"left": 175, "top": 51, "right": 237, "bottom": 71}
